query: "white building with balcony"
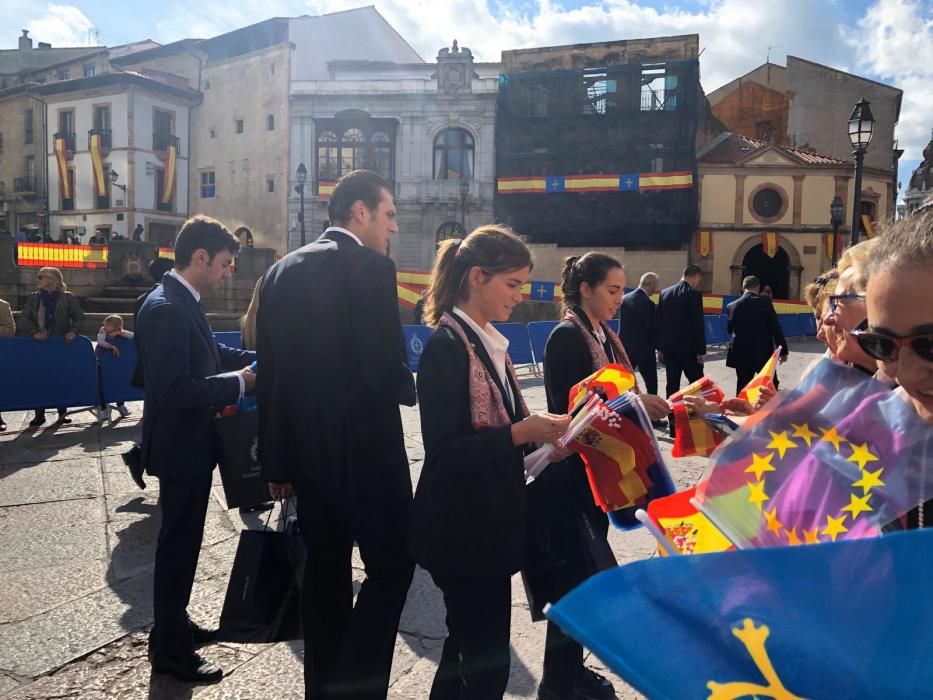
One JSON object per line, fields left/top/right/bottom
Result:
{"left": 41, "top": 72, "right": 199, "bottom": 245}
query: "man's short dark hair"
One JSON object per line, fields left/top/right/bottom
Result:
{"left": 683, "top": 264, "right": 702, "bottom": 278}
{"left": 742, "top": 275, "right": 761, "bottom": 290}
{"left": 174, "top": 216, "right": 239, "bottom": 269}
{"left": 327, "top": 170, "right": 392, "bottom": 225}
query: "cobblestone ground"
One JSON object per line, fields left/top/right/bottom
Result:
{"left": 0, "top": 342, "right": 824, "bottom": 699}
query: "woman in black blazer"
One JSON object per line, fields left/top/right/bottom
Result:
{"left": 532, "top": 253, "right": 670, "bottom": 700}
{"left": 410, "top": 225, "right": 570, "bottom": 699}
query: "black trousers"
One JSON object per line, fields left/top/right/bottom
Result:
{"left": 151, "top": 471, "right": 213, "bottom": 658}
{"left": 430, "top": 574, "right": 513, "bottom": 700}
{"left": 735, "top": 366, "right": 756, "bottom": 397}
{"left": 297, "top": 476, "right": 414, "bottom": 700}
{"left": 632, "top": 352, "right": 658, "bottom": 395}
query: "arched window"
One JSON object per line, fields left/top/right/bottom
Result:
{"left": 436, "top": 220, "right": 466, "bottom": 244}
{"left": 433, "top": 128, "right": 474, "bottom": 180}
{"left": 317, "top": 131, "right": 338, "bottom": 181}
{"left": 339, "top": 128, "right": 366, "bottom": 176}
{"left": 371, "top": 131, "right": 392, "bottom": 180}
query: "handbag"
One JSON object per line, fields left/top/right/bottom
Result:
{"left": 217, "top": 501, "right": 306, "bottom": 643}
{"left": 212, "top": 410, "right": 270, "bottom": 509}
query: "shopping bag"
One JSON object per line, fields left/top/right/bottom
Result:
{"left": 212, "top": 411, "right": 270, "bottom": 509}
{"left": 217, "top": 511, "right": 305, "bottom": 643}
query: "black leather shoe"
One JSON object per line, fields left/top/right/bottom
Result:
{"left": 239, "top": 501, "right": 274, "bottom": 514}
{"left": 122, "top": 445, "right": 146, "bottom": 490}
{"left": 575, "top": 668, "right": 616, "bottom": 699}
{"left": 0, "top": 415, "right": 6, "bottom": 432}
{"left": 151, "top": 652, "right": 223, "bottom": 683}
{"left": 190, "top": 621, "right": 219, "bottom": 646}
{"left": 29, "top": 415, "right": 46, "bottom": 428}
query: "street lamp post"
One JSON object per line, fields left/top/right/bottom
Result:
{"left": 847, "top": 97, "right": 875, "bottom": 247}
{"left": 295, "top": 163, "right": 307, "bottom": 248}
{"left": 109, "top": 169, "right": 127, "bottom": 193}
{"left": 458, "top": 178, "right": 469, "bottom": 228}
{"left": 829, "top": 195, "right": 844, "bottom": 267}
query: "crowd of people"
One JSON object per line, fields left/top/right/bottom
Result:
{"left": 2, "top": 166, "right": 930, "bottom": 698}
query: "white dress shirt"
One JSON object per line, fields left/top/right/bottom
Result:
{"left": 453, "top": 306, "right": 514, "bottom": 409}
{"left": 324, "top": 226, "right": 363, "bottom": 247}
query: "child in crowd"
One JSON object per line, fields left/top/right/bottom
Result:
{"left": 97, "top": 314, "right": 133, "bottom": 418}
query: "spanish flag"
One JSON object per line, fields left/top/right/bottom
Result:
{"left": 696, "top": 230, "right": 712, "bottom": 258}
{"left": 54, "top": 136, "right": 71, "bottom": 201}
{"left": 564, "top": 174, "right": 621, "bottom": 192}
{"left": 739, "top": 346, "right": 781, "bottom": 407}
{"left": 645, "top": 486, "right": 733, "bottom": 556}
{"left": 638, "top": 171, "right": 693, "bottom": 191}
{"left": 319, "top": 181, "right": 336, "bottom": 199}
{"left": 861, "top": 214, "right": 876, "bottom": 239}
{"left": 161, "top": 143, "right": 177, "bottom": 205}
{"left": 670, "top": 376, "right": 726, "bottom": 458}
{"left": 568, "top": 363, "right": 637, "bottom": 413}
{"left": 762, "top": 231, "right": 779, "bottom": 258}
{"left": 497, "top": 176, "right": 547, "bottom": 194}
{"left": 90, "top": 132, "right": 106, "bottom": 197}
{"left": 823, "top": 233, "right": 835, "bottom": 260}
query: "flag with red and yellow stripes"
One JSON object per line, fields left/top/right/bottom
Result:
{"left": 861, "top": 214, "right": 876, "bottom": 239}
{"left": 319, "top": 181, "right": 336, "bottom": 199}
{"left": 762, "top": 232, "right": 779, "bottom": 258}
{"left": 161, "top": 144, "right": 177, "bottom": 205}
{"left": 646, "top": 486, "right": 733, "bottom": 556}
{"left": 639, "top": 171, "right": 693, "bottom": 191}
{"left": 54, "top": 136, "right": 71, "bottom": 200}
{"left": 738, "top": 346, "right": 781, "bottom": 407}
{"left": 696, "top": 230, "right": 712, "bottom": 258}
{"left": 670, "top": 376, "right": 726, "bottom": 458}
{"left": 90, "top": 132, "right": 107, "bottom": 197}
{"left": 568, "top": 363, "right": 638, "bottom": 413}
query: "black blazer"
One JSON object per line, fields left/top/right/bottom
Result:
{"left": 410, "top": 316, "right": 528, "bottom": 578}
{"left": 655, "top": 280, "right": 706, "bottom": 356}
{"left": 257, "top": 230, "right": 415, "bottom": 507}
{"left": 726, "top": 291, "right": 788, "bottom": 370}
{"left": 619, "top": 288, "right": 656, "bottom": 360}
{"left": 136, "top": 273, "right": 255, "bottom": 479}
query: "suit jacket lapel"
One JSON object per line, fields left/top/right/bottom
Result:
{"left": 164, "top": 275, "right": 220, "bottom": 370}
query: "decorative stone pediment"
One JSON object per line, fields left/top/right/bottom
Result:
{"left": 434, "top": 40, "right": 477, "bottom": 94}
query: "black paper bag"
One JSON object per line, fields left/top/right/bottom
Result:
{"left": 213, "top": 411, "right": 270, "bottom": 509}
{"left": 217, "top": 527, "right": 305, "bottom": 643}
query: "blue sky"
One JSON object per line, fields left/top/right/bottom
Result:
{"left": 4, "top": 0, "right": 930, "bottom": 197}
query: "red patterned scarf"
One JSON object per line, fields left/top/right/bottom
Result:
{"left": 564, "top": 308, "right": 640, "bottom": 393}
{"left": 439, "top": 312, "right": 529, "bottom": 430}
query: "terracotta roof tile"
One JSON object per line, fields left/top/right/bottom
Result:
{"left": 700, "top": 133, "right": 850, "bottom": 166}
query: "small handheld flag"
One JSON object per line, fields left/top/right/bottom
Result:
{"left": 738, "top": 346, "right": 782, "bottom": 406}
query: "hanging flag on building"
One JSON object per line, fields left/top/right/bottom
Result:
{"left": 319, "top": 181, "right": 336, "bottom": 199}
{"left": 89, "top": 132, "right": 106, "bottom": 197}
{"left": 54, "top": 135, "right": 70, "bottom": 201}
{"left": 161, "top": 143, "right": 177, "bottom": 205}
{"left": 696, "top": 230, "right": 712, "bottom": 258}
{"left": 497, "top": 176, "right": 547, "bottom": 194}
{"left": 762, "top": 231, "right": 779, "bottom": 258}
{"left": 564, "top": 174, "right": 620, "bottom": 192}
{"left": 638, "top": 170, "right": 693, "bottom": 191}
{"left": 497, "top": 170, "right": 692, "bottom": 194}
{"left": 861, "top": 214, "right": 876, "bottom": 238}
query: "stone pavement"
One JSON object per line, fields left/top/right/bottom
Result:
{"left": 0, "top": 342, "right": 825, "bottom": 699}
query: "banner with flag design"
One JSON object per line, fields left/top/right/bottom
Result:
{"left": 695, "top": 358, "right": 933, "bottom": 549}
{"left": 696, "top": 230, "right": 712, "bottom": 258}
{"left": 670, "top": 376, "right": 726, "bottom": 458}
{"left": 497, "top": 170, "right": 692, "bottom": 194}
{"left": 823, "top": 232, "right": 841, "bottom": 260}
{"left": 738, "top": 346, "right": 782, "bottom": 407}
{"left": 16, "top": 242, "right": 108, "bottom": 269}
{"left": 89, "top": 132, "right": 107, "bottom": 197}
{"left": 645, "top": 485, "right": 733, "bottom": 556}
{"left": 545, "top": 529, "right": 933, "bottom": 700}
{"left": 54, "top": 135, "right": 71, "bottom": 201}
{"left": 762, "top": 232, "right": 779, "bottom": 258}
{"left": 161, "top": 143, "right": 177, "bottom": 205}
{"left": 861, "top": 214, "right": 876, "bottom": 238}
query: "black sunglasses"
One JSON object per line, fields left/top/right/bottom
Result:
{"left": 851, "top": 330, "right": 933, "bottom": 363}
{"left": 828, "top": 293, "right": 866, "bottom": 314}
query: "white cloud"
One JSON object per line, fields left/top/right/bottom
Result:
{"left": 28, "top": 3, "right": 96, "bottom": 47}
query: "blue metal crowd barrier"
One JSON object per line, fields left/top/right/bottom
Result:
{"left": 402, "top": 325, "right": 434, "bottom": 372}
{"left": 213, "top": 331, "right": 243, "bottom": 349}
{"left": 704, "top": 315, "right": 730, "bottom": 347}
{"left": 799, "top": 313, "right": 818, "bottom": 336}
{"left": 528, "top": 321, "right": 559, "bottom": 365}
{"left": 97, "top": 336, "right": 145, "bottom": 404}
{"left": 492, "top": 323, "right": 534, "bottom": 366}
{"left": 0, "top": 336, "right": 100, "bottom": 411}
{"left": 779, "top": 314, "right": 805, "bottom": 339}
{"left": 606, "top": 319, "right": 620, "bottom": 334}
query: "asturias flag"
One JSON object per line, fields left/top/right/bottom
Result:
{"left": 546, "top": 529, "right": 933, "bottom": 699}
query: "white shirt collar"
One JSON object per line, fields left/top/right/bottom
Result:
{"left": 453, "top": 306, "right": 513, "bottom": 405}
{"left": 168, "top": 268, "right": 201, "bottom": 302}
{"left": 324, "top": 226, "right": 363, "bottom": 247}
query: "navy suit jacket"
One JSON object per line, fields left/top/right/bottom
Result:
{"left": 136, "top": 273, "right": 255, "bottom": 479}
{"left": 619, "top": 287, "right": 656, "bottom": 360}
{"left": 726, "top": 291, "right": 787, "bottom": 370}
{"left": 655, "top": 280, "right": 706, "bottom": 356}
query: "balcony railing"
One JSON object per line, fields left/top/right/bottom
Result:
{"left": 54, "top": 131, "right": 76, "bottom": 152}
{"left": 153, "top": 132, "right": 180, "bottom": 153}
{"left": 88, "top": 128, "right": 112, "bottom": 150}
{"left": 13, "top": 176, "right": 36, "bottom": 193}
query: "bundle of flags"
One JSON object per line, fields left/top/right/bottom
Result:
{"left": 562, "top": 365, "right": 674, "bottom": 530}
{"left": 695, "top": 358, "right": 933, "bottom": 549}
{"left": 669, "top": 376, "right": 726, "bottom": 458}
{"left": 545, "top": 529, "right": 933, "bottom": 699}
{"left": 738, "top": 346, "right": 782, "bottom": 407}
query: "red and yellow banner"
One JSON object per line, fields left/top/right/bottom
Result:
{"left": 638, "top": 170, "right": 693, "bottom": 191}
{"left": 16, "top": 242, "right": 108, "bottom": 269}
{"left": 496, "top": 176, "right": 547, "bottom": 194}
{"left": 696, "top": 230, "right": 712, "bottom": 258}
{"left": 54, "top": 136, "right": 71, "bottom": 201}
{"left": 157, "top": 248, "right": 175, "bottom": 260}
{"left": 823, "top": 232, "right": 843, "bottom": 261}
{"left": 762, "top": 231, "right": 779, "bottom": 258}
{"left": 318, "top": 181, "right": 336, "bottom": 199}
{"left": 563, "top": 174, "right": 622, "bottom": 192}
{"left": 861, "top": 214, "right": 876, "bottom": 239}
{"left": 90, "top": 132, "right": 106, "bottom": 197}
{"left": 161, "top": 144, "right": 177, "bottom": 205}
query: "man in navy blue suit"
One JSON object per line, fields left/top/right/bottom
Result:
{"left": 136, "top": 216, "right": 255, "bottom": 683}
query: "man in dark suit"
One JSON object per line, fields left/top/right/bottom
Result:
{"left": 655, "top": 264, "right": 707, "bottom": 434}
{"left": 136, "top": 216, "right": 256, "bottom": 683}
{"left": 726, "top": 275, "right": 788, "bottom": 395}
{"left": 619, "top": 271, "right": 660, "bottom": 395}
{"left": 257, "top": 170, "right": 416, "bottom": 699}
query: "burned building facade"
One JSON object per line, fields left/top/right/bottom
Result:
{"left": 494, "top": 36, "right": 701, "bottom": 249}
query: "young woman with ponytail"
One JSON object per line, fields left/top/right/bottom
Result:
{"left": 410, "top": 225, "right": 570, "bottom": 699}
{"left": 528, "top": 253, "right": 670, "bottom": 700}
